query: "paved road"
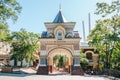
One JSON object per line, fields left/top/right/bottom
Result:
{"left": 0, "top": 73, "right": 112, "bottom": 80}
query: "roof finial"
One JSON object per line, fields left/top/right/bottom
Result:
{"left": 59, "top": 4, "right": 61, "bottom": 11}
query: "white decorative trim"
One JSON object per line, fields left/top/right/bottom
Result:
{"left": 74, "top": 50, "right": 80, "bottom": 55}
{"left": 54, "top": 25, "right": 66, "bottom": 37}
{"left": 74, "top": 64, "right": 80, "bottom": 66}
{"left": 40, "top": 50, "right": 47, "bottom": 55}
{"left": 85, "top": 51, "right": 94, "bottom": 55}
{"left": 39, "top": 64, "right": 46, "bottom": 66}
{"left": 39, "top": 38, "right": 81, "bottom": 42}
{"left": 47, "top": 46, "right": 73, "bottom": 56}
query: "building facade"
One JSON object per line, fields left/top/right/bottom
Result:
{"left": 37, "top": 9, "right": 83, "bottom": 75}
{"left": 0, "top": 42, "right": 10, "bottom": 66}
{"left": 0, "top": 42, "right": 33, "bottom": 67}
{"left": 81, "top": 42, "right": 99, "bottom": 71}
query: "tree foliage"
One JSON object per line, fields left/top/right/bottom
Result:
{"left": 0, "top": 0, "right": 22, "bottom": 42}
{"left": 80, "top": 53, "right": 89, "bottom": 70}
{"left": 0, "top": 23, "right": 9, "bottom": 41}
{"left": 88, "top": 0, "right": 120, "bottom": 70}
{"left": 95, "top": 0, "right": 120, "bottom": 17}
{"left": 0, "top": 0, "right": 22, "bottom": 24}
{"left": 58, "top": 55, "right": 66, "bottom": 68}
{"left": 53, "top": 55, "right": 67, "bottom": 68}
{"left": 10, "top": 28, "right": 40, "bottom": 67}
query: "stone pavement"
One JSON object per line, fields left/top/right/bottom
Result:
{"left": 0, "top": 73, "right": 110, "bottom": 80}
{"left": 0, "top": 68, "right": 119, "bottom": 80}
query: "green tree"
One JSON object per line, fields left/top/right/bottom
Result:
{"left": 88, "top": 0, "right": 120, "bottom": 70}
{"left": 53, "top": 54, "right": 60, "bottom": 66}
{"left": 10, "top": 28, "right": 40, "bottom": 67}
{"left": 80, "top": 53, "right": 89, "bottom": 71}
{"left": 58, "top": 55, "right": 66, "bottom": 68}
{"left": 0, "top": 0, "right": 22, "bottom": 24}
{"left": 0, "top": 23, "right": 9, "bottom": 41}
{"left": 0, "top": 0, "right": 22, "bottom": 44}
{"left": 25, "top": 32, "right": 40, "bottom": 66}
{"left": 95, "top": 0, "right": 120, "bottom": 17}
{"left": 111, "top": 42, "right": 120, "bottom": 69}
{"left": 10, "top": 41, "right": 26, "bottom": 66}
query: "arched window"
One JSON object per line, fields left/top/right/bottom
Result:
{"left": 57, "top": 30, "right": 63, "bottom": 40}
{"left": 86, "top": 53, "right": 92, "bottom": 60}
{"left": 58, "top": 32, "right": 62, "bottom": 36}
{"left": 54, "top": 25, "right": 66, "bottom": 40}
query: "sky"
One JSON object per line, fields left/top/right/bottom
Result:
{"left": 8, "top": 0, "right": 112, "bottom": 41}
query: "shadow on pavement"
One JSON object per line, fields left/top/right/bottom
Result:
{"left": 0, "top": 67, "right": 37, "bottom": 77}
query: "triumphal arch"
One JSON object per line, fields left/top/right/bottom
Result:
{"left": 37, "top": 9, "right": 83, "bottom": 75}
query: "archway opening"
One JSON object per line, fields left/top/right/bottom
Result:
{"left": 53, "top": 54, "right": 69, "bottom": 72}
{"left": 86, "top": 53, "right": 92, "bottom": 61}
{"left": 48, "top": 48, "right": 72, "bottom": 74}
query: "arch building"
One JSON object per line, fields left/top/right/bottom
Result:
{"left": 37, "top": 9, "right": 83, "bottom": 75}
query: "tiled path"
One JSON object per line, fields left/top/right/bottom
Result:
{"left": 0, "top": 68, "right": 119, "bottom": 80}
{"left": 0, "top": 73, "right": 110, "bottom": 80}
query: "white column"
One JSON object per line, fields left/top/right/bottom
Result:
{"left": 39, "top": 57, "right": 47, "bottom": 66}
{"left": 73, "top": 57, "right": 80, "bottom": 66}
